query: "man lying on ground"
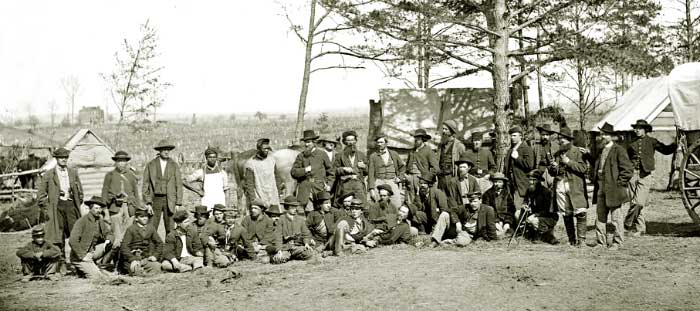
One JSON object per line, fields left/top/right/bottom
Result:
{"left": 365, "top": 206, "right": 415, "bottom": 246}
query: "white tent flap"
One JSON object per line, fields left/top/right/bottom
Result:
{"left": 668, "top": 62, "right": 700, "bottom": 131}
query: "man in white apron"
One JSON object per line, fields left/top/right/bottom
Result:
{"left": 185, "top": 147, "right": 229, "bottom": 212}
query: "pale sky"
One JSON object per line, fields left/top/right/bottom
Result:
{"left": 0, "top": 0, "right": 687, "bottom": 120}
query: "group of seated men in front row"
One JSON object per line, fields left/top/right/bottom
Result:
{"left": 18, "top": 117, "right": 662, "bottom": 281}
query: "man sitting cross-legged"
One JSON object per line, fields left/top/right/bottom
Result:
{"left": 191, "top": 205, "right": 226, "bottom": 267}
{"left": 16, "top": 226, "right": 61, "bottom": 282}
{"left": 218, "top": 208, "right": 251, "bottom": 263}
{"left": 270, "top": 196, "right": 316, "bottom": 264}
{"left": 306, "top": 191, "right": 340, "bottom": 252}
{"left": 161, "top": 210, "right": 204, "bottom": 273}
{"left": 329, "top": 199, "right": 374, "bottom": 256}
{"left": 120, "top": 209, "right": 162, "bottom": 276}
{"left": 460, "top": 192, "right": 498, "bottom": 243}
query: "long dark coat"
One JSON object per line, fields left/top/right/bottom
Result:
{"left": 37, "top": 167, "right": 84, "bottom": 245}
{"left": 593, "top": 143, "right": 634, "bottom": 207}
{"left": 504, "top": 142, "right": 535, "bottom": 197}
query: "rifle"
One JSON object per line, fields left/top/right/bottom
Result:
{"left": 508, "top": 207, "right": 530, "bottom": 247}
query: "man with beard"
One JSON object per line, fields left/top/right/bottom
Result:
{"left": 522, "top": 170, "right": 560, "bottom": 244}
{"left": 482, "top": 172, "right": 515, "bottom": 239}
{"left": 532, "top": 124, "right": 557, "bottom": 187}
{"left": 550, "top": 127, "right": 589, "bottom": 247}
{"left": 368, "top": 133, "right": 405, "bottom": 208}
{"left": 101, "top": 150, "right": 141, "bottom": 266}
{"left": 404, "top": 129, "right": 438, "bottom": 204}
{"left": 243, "top": 138, "right": 282, "bottom": 211}
{"left": 332, "top": 130, "right": 368, "bottom": 205}
{"left": 271, "top": 196, "right": 315, "bottom": 264}
{"left": 16, "top": 226, "right": 61, "bottom": 282}
{"left": 184, "top": 147, "right": 229, "bottom": 212}
{"left": 464, "top": 131, "right": 496, "bottom": 191}
{"left": 334, "top": 192, "right": 354, "bottom": 218}
{"left": 241, "top": 200, "right": 279, "bottom": 263}
{"left": 318, "top": 136, "right": 339, "bottom": 164}
{"left": 366, "top": 184, "right": 397, "bottom": 223}
{"left": 437, "top": 120, "right": 466, "bottom": 193}
{"left": 503, "top": 126, "right": 535, "bottom": 208}
{"left": 329, "top": 199, "right": 375, "bottom": 256}
{"left": 445, "top": 154, "right": 481, "bottom": 211}
{"left": 291, "top": 130, "right": 335, "bottom": 213}
{"left": 307, "top": 191, "right": 339, "bottom": 250}
{"left": 410, "top": 174, "right": 463, "bottom": 247}
{"left": 625, "top": 119, "right": 677, "bottom": 236}
{"left": 143, "top": 139, "right": 183, "bottom": 235}
{"left": 591, "top": 123, "right": 633, "bottom": 250}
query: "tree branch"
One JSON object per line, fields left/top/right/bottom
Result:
{"left": 433, "top": 45, "right": 493, "bottom": 72}
{"left": 310, "top": 65, "right": 365, "bottom": 74}
{"left": 283, "top": 12, "right": 307, "bottom": 44}
{"left": 510, "top": 0, "right": 578, "bottom": 34}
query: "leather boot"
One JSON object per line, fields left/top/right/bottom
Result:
{"left": 541, "top": 231, "right": 560, "bottom": 245}
{"left": 576, "top": 213, "right": 588, "bottom": 246}
{"left": 563, "top": 216, "right": 576, "bottom": 245}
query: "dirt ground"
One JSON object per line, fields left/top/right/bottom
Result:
{"left": 1, "top": 190, "right": 699, "bottom": 311}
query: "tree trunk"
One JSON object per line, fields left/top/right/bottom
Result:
{"left": 686, "top": 0, "right": 694, "bottom": 62}
{"left": 294, "top": 0, "right": 318, "bottom": 143}
{"left": 536, "top": 29, "right": 544, "bottom": 110}
{"left": 486, "top": 0, "right": 511, "bottom": 172}
{"left": 518, "top": 3, "right": 529, "bottom": 125}
{"left": 577, "top": 59, "right": 585, "bottom": 130}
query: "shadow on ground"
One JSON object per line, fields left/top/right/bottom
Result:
{"left": 645, "top": 222, "right": 700, "bottom": 237}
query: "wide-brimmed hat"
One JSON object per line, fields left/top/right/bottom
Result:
{"left": 265, "top": 204, "right": 284, "bottom": 216}
{"left": 281, "top": 196, "right": 301, "bottom": 207}
{"left": 84, "top": 196, "right": 106, "bottom": 207}
{"left": 52, "top": 147, "right": 70, "bottom": 158}
{"left": 318, "top": 136, "right": 338, "bottom": 145}
{"left": 341, "top": 130, "right": 358, "bottom": 141}
{"left": 350, "top": 199, "right": 364, "bottom": 209}
{"left": 631, "top": 119, "right": 652, "bottom": 132}
{"left": 455, "top": 154, "right": 474, "bottom": 167}
{"left": 442, "top": 120, "right": 458, "bottom": 134}
{"left": 557, "top": 127, "right": 574, "bottom": 140}
{"left": 213, "top": 204, "right": 231, "bottom": 212}
{"left": 598, "top": 122, "right": 615, "bottom": 135}
{"left": 338, "top": 192, "right": 355, "bottom": 202}
{"left": 314, "top": 191, "right": 332, "bottom": 203}
{"left": 250, "top": 199, "right": 268, "bottom": 209}
{"left": 32, "top": 226, "right": 45, "bottom": 237}
{"left": 374, "top": 132, "right": 388, "bottom": 142}
{"left": 412, "top": 129, "right": 432, "bottom": 140}
{"left": 536, "top": 124, "right": 554, "bottom": 133}
{"left": 300, "top": 130, "right": 320, "bottom": 142}
{"left": 418, "top": 173, "right": 435, "bottom": 184}
{"left": 470, "top": 131, "right": 483, "bottom": 142}
{"left": 154, "top": 139, "right": 176, "bottom": 151}
{"left": 509, "top": 126, "right": 523, "bottom": 134}
{"left": 376, "top": 184, "right": 394, "bottom": 196}
{"left": 194, "top": 205, "right": 209, "bottom": 216}
{"left": 528, "top": 170, "right": 544, "bottom": 181}
{"left": 111, "top": 150, "right": 131, "bottom": 162}
{"left": 490, "top": 172, "right": 508, "bottom": 181}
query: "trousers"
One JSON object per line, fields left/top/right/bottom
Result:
{"left": 625, "top": 171, "right": 651, "bottom": 233}
{"left": 149, "top": 195, "right": 174, "bottom": 234}
{"left": 595, "top": 190, "right": 625, "bottom": 246}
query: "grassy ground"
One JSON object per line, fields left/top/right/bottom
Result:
{"left": 1, "top": 190, "right": 699, "bottom": 311}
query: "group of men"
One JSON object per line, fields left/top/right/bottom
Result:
{"left": 17, "top": 118, "right": 676, "bottom": 281}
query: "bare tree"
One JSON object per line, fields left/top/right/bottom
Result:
{"left": 61, "top": 76, "right": 80, "bottom": 125}
{"left": 671, "top": 0, "right": 700, "bottom": 63}
{"left": 48, "top": 99, "right": 57, "bottom": 127}
{"left": 102, "top": 19, "right": 171, "bottom": 124}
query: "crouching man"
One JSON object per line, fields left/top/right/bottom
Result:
{"left": 306, "top": 192, "right": 339, "bottom": 252}
{"left": 161, "top": 210, "right": 204, "bottom": 272}
{"left": 329, "top": 199, "right": 374, "bottom": 256}
{"left": 270, "top": 196, "right": 316, "bottom": 264}
{"left": 522, "top": 170, "right": 560, "bottom": 244}
{"left": 16, "top": 226, "right": 61, "bottom": 282}
{"left": 69, "top": 196, "right": 114, "bottom": 279}
{"left": 120, "top": 209, "right": 162, "bottom": 276}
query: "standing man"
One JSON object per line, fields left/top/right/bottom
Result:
{"left": 101, "top": 150, "right": 141, "bottom": 250}
{"left": 243, "top": 138, "right": 282, "bottom": 211}
{"left": 291, "top": 130, "right": 335, "bottom": 213}
{"left": 437, "top": 120, "right": 466, "bottom": 192}
{"left": 318, "top": 136, "right": 338, "bottom": 164}
{"left": 333, "top": 130, "right": 368, "bottom": 206}
{"left": 37, "top": 147, "right": 83, "bottom": 267}
{"left": 592, "top": 123, "right": 634, "bottom": 250}
{"left": 503, "top": 126, "right": 535, "bottom": 208}
{"left": 184, "top": 147, "right": 229, "bottom": 212}
{"left": 550, "top": 127, "right": 589, "bottom": 247}
{"left": 143, "top": 139, "right": 183, "bottom": 235}
{"left": 404, "top": 129, "right": 438, "bottom": 204}
{"left": 464, "top": 131, "right": 496, "bottom": 191}
{"left": 16, "top": 226, "right": 61, "bottom": 282}
{"left": 368, "top": 133, "right": 405, "bottom": 208}
{"left": 626, "top": 119, "right": 677, "bottom": 236}
{"left": 532, "top": 124, "right": 557, "bottom": 187}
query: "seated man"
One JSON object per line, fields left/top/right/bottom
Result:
{"left": 329, "top": 199, "right": 374, "bottom": 256}
{"left": 365, "top": 206, "right": 414, "bottom": 246}
{"left": 69, "top": 196, "right": 114, "bottom": 279}
{"left": 191, "top": 205, "right": 226, "bottom": 267}
{"left": 366, "top": 184, "right": 397, "bottom": 223}
{"left": 120, "top": 209, "right": 162, "bottom": 276}
{"left": 461, "top": 192, "right": 498, "bottom": 242}
{"left": 161, "top": 210, "right": 204, "bottom": 272}
{"left": 482, "top": 172, "right": 515, "bottom": 239}
{"left": 241, "top": 200, "right": 280, "bottom": 263}
{"left": 271, "top": 196, "right": 315, "bottom": 264}
{"left": 16, "top": 226, "right": 61, "bottom": 282}
{"left": 334, "top": 192, "right": 355, "bottom": 218}
{"left": 410, "top": 174, "right": 464, "bottom": 247}
{"left": 306, "top": 191, "right": 339, "bottom": 250}
{"left": 522, "top": 170, "right": 560, "bottom": 245}
{"left": 219, "top": 208, "right": 251, "bottom": 263}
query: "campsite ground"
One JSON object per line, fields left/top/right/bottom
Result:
{"left": 0, "top": 189, "right": 699, "bottom": 311}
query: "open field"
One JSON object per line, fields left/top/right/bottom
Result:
{"left": 1, "top": 189, "right": 699, "bottom": 311}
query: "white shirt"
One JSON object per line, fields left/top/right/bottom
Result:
{"left": 179, "top": 235, "right": 192, "bottom": 258}
{"left": 159, "top": 158, "right": 168, "bottom": 176}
